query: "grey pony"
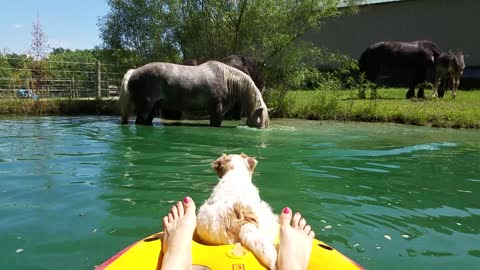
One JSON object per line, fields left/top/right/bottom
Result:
{"left": 119, "top": 61, "right": 269, "bottom": 128}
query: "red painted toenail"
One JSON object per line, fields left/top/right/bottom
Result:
{"left": 283, "top": 207, "right": 291, "bottom": 214}
{"left": 183, "top": 196, "right": 191, "bottom": 203}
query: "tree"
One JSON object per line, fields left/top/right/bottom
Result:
{"left": 0, "top": 54, "right": 13, "bottom": 93}
{"left": 27, "top": 13, "right": 52, "bottom": 93}
{"left": 30, "top": 13, "right": 50, "bottom": 60}
{"left": 99, "top": 0, "right": 181, "bottom": 65}
{"left": 99, "top": 0, "right": 358, "bottom": 67}
{"left": 0, "top": 54, "right": 11, "bottom": 78}
{"left": 4, "top": 53, "right": 33, "bottom": 90}
{"left": 48, "top": 49, "right": 95, "bottom": 91}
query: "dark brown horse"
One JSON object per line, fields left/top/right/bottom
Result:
{"left": 359, "top": 40, "right": 439, "bottom": 99}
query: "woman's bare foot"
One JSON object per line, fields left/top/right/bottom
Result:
{"left": 276, "top": 207, "right": 315, "bottom": 270}
{"left": 161, "top": 197, "right": 196, "bottom": 270}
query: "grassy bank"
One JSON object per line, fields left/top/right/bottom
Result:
{"left": 269, "top": 88, "right": 480, "bottom": 129}
{"left": 0, "top": 98, "right": 118, "bottom": 115}
{"left": 1, "top": 88, "right": 479, "bottom": 129}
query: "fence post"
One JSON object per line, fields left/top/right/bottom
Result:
{"left": 96, "top": 61, "right": 101, "bottom": 98}
{"left": 72, "top": 77, "right": 76, "bottom": 98}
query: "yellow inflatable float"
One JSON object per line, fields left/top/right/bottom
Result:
{"left": 97, "top": 232, "right": 364, "bottom": 270}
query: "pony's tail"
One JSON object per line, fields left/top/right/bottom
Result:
{"left": 119, "top": 69, "right": 136, "bottom": 124}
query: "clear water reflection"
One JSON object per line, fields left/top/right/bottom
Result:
{"left": 0, "top": 116, "right": 479, "bottom": 269}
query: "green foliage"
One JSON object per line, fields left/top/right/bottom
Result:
{"left": 1, "top": 54, "right": 33, "bottom": 90}
{"left": 99, "top": 0, "right": 358, "bottom": 67}
{"left": 46, "top": 49, "right": 98, "bottom": 92}
{"left": 0, "top": 54, "right": 12, "bottom": 79}
{"left": 29, "top": 60, "right": 50, "bottom": 90}
{"left": 99, "top": 0, "right": 182, "bottom": 64}
{"left": 0, "top": 98, "right": 117, "bottom": 115}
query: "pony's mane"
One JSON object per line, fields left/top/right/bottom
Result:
{"left": 222, "top": 64, "right": 262, "bottom": 116}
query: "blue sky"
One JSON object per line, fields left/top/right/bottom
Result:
{"left": 0, "top": 0, "right": 110, "bottom": 54}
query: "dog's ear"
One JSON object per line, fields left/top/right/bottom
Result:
{"left": 212, "top": 154, "right": 231, "bottom": 178}
{"left": 240, "top": 153, "right": 258, "bottom": 173}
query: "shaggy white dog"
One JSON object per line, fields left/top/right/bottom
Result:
{"left": 196, "top": 153, "right": 279, "bottom": 269}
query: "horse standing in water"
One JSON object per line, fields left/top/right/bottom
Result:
{"left": 119, "top": 61, "right": 269, "bottom": 129}
{"left": 359, "top": 40, "right": 438, "bottom": 99}
{"left": 432, "top": 51, "right": 465, "bottom": 98}
{"left": 180, "top": 55, "right": 266, "bottom": 120}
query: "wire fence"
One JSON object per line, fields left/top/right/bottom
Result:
{"left": 0, "top": 57, "right": 124, "bottom": 99}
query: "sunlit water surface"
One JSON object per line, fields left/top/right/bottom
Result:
{"left": 0, "top": 116, "right": 479, "bottom": 269}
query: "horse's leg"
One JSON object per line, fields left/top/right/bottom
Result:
{"left": 442, "top": 80, "right": 447, "bottom": 98}
{"left": 417, "top": 77, "right": 426, "bottom": 99}
{"left": 405, "top": 84, "right": 415, "bottom": 99}
{"left": 232, "top": 102, "right": 242, "bottom": 120}
{"left": 146, "top": 105, "right": 157, "bottom": 124}
{"left": 438, "top": 78, "right": 447, "bottom": 98}
{"left": 208, "top": 102, "right": 223, "bottom": 127}
{"left": 452, "top": 74, "right": 459, "bottom": 99}
{"left": 135, "top": 101, "right": 155, "bottom": 125}
{"left": 417, "top": 76, "right": 426, "bottom": 98}
{"left": 412, "top": 69, "right": 427, "bottom": 99}
{"left": 417, "top": 86, "right": 425, "bottom": 99}
{"left": 223, "top": 102, "right": 241, "bottom": 120}
{"left": 432, "top": 76, "right": 441, "bottom": 98}
{"left": 230, "top": 102, "right": 242, "bottom": 120}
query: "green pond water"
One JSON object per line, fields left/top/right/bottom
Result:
{"left": 0, "top": 116, "right": 479, "bottom": 270}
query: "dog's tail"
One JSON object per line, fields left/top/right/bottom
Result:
{"left": 119, "top": 69, "right": 136, "bottom": 124}
{"left": 239, "top": 223, "right": 278, "bottom": 270}
{"left": 231, "top": 202, "right": 277, "bottom": 270}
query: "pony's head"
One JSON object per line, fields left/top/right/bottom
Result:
{"left": 246, "top": 98, "right": 269, "bottom": 129}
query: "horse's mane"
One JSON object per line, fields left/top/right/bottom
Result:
{"left": 221, "top": 63, "right": 263, "bottom": 116}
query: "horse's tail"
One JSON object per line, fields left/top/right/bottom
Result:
{"left": 119, "top": 69, "right": 136, "bottom": 124}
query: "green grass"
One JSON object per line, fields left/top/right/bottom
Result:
{"left": 1, "top": 88, "right": 479, "bottom": 129}
{"left": 0, "top": 98, "right": 118, "bottom": 115}
{"left": 269, "top": 88, "right": 480, "bottom": 129}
